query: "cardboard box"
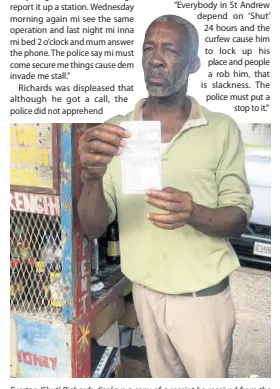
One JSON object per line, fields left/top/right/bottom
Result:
{"left": 119, "top": 300, "right": 139, "bottom": 328}
{"left": 91, "top": 296, "right": 126, "bottom": 339}
{"left": 97, "top": 321, "right": 120, "bottom": 347}
{"left": 97, "top": 322, "right": 122, "bottom": 373}
{"left": 121, "top": 346, "right": 150, "bottom": 378}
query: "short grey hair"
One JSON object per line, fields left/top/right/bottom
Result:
{"left": 150, "top": 15, "right": 199, "bottom": 57}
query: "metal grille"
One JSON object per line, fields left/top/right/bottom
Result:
{"left": 10, "top": 211, "right": 63, "bottom": 319}
{"left": 249, "top": 223, "right": 271, "bottom": 237}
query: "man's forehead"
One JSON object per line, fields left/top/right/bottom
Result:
{"left": 144, "top": 22, "right": 186, "bottom": 45}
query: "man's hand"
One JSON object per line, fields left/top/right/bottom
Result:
{"left": 145, "top": 187, "right": 248, "bottom": 237}
{"left": 78, "top": 124, "right": 131, "bottom": 180}
{"left": 145, "top": 187, "right": 194, "bottom": 230}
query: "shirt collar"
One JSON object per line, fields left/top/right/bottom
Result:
{"left": 131, "top": 96, "right": 208, "bottom": 130}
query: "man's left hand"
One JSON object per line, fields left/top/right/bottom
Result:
{"left": 145, "top": 187, "right": 195, "bottom": 230}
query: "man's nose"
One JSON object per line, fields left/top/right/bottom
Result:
{"left": 148, "top": 47, "right": 164, "bottom": 67}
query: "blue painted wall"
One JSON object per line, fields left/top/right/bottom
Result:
{"left": 60, "top": 124, "right": 73, "bottom": 322}
{"left": 11, "top": 315, "right": 71, "bottom": 378}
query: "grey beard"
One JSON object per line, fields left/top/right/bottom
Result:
{"left": 145, "top": 64, "right": 190, "bottom": 98}
{"left": 147, "top": 92, "right": 182, "bottom": 106}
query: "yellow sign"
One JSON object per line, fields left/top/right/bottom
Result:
{"left": 10, "top": 124, "right": 54, "bottom": 188}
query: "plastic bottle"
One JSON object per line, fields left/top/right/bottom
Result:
{"left": 10, "top": 231, "right": 21, "bottom": 305}
{"left": 34, "top": 261, "right": 50, "bottom": 307}
{"left": 91, "top": 239, "right": 99, "bottom": 276}
{"left": 98, "top": 233, "right": 107, "bottom": 261}
{"left": 49, "top": 247, "right": 63, "bottom": 309}
{"left": 41, "top": 235, "right": 56, "bottom": 271}
{"left": 24, "top": 256, "right": 36, "bottom": 303}
{"left": 13, "top": 225, "right": 30, "bottom": 297}
{"left": 50, "top": 247, "right": 62, "bottom": 284}
{"left": 10, "top": 259, "right": 24, "bottom": 305}
{"left": 18, "top": 225, "right": 31, "bottom": 263}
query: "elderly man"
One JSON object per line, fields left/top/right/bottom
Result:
{"left": 78, "top": 15, "right": 253, "bottom": 378}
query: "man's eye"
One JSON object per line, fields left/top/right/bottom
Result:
{"left": 167, "top": 48, "right": 178, "bottom": 55}
{"left": 143, "top": 47, "right": 153, "bottom": 52}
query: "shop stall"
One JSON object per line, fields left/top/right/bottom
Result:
{"left": 10, "top": 124, "right": 131, "bottom": 378}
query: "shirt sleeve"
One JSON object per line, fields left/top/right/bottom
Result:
{"left": 216, "top": 120, "right": 254, "bottom": 221}
{"left": 102, "top": 164, "right": 117, "bottom": 224}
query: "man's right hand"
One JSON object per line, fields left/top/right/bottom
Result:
{"left": 78, "top": 123, "right": 131, "bottom": 180}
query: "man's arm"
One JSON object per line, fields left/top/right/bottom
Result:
{"left": 145, "top": 119, "right": 253, "bottom": 238}
{"left": 189, "top": 203, "right": 247, "bottom": 237}
{"left": 77, "top": 124, "right": 130, "bottom": 238}
{"left": 145, "top": 188, "right": 247, "bottom": 237}
{"left": 77, "top": 173, "right": 110, "bottom": 239}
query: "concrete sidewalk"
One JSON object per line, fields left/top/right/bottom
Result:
{"left": 229, "top": 266, "right": 271, "bottom": 378}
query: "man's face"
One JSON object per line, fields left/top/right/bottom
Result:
{"left": 142, "top": 22, "right": 191, "bottom": 98}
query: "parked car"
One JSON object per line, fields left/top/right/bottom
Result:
{"left": 230, "top": 149, "right": 271, "bottom": 265}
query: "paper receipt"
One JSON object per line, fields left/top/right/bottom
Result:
{"left": 120, "top": 121, "right": 162, "bottom": 194}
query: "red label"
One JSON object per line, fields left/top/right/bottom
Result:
{"left": 17, "top": 351, "right": 57, "bottom": 370}
{"left": 10, "top": 192, "right": 60, "bottom": 216}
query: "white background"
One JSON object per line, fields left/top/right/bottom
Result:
{"left": 9, "top": 0, "right": 271, "bottom": 123}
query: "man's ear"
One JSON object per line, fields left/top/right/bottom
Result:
{"left": 189, "top": 56, "right": 201, "bottom": 74}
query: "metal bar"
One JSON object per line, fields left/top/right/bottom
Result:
{"left": 91, "top": 277, "right": 131, "bottom": 319}
{"left": 71, "top": 124, "right": 91, "bottom": 377}
{"left": 238, "top": 255, "right": 271, "bottom": 266}
{"left": 10, "top": 185, "right": 59, "bottom": 195}
{"left": 238, "top": 234, "right": 271, "bottom": 243}
{"left": 51, "top": 124, "right": 60, "bottom": 194}
{"left": 60, "top": 124, "right": 73, "bottom": 322}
